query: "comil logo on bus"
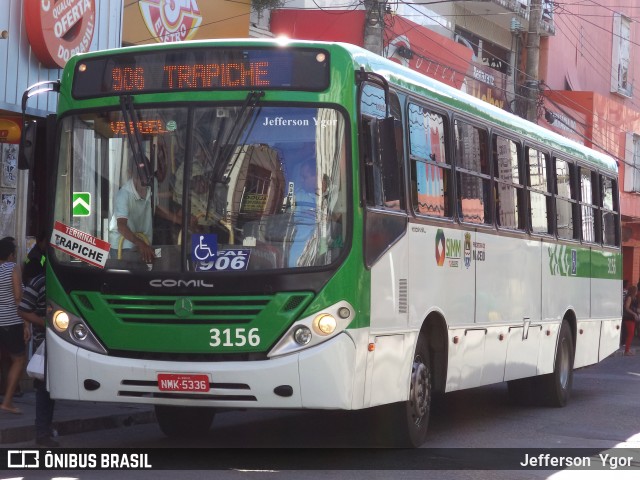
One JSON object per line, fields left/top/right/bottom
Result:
{"left": 139, "top": 0, "right": 203, "bottom": 43}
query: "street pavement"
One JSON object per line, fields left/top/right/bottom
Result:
{"left": 0, "top": 338, "right": 638, "bottom": 447}
{"left": 0, "top": 389, "right": 154, "bottom": 445}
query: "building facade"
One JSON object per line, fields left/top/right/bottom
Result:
{"left": 269, "top": 1, "right": 555, "bottom": 117}
{"left": 539, "top": 1, "right": 640, "bottom": 285}
{"left": 0, "top": 0, "right": 260, "bottom": 256}
{"left": 0, "top": 0, "right": 123, "bottom": 255}
{"left": 2, "top": 0, "right": 636, "bottom": 279}
{"left": 270, "top": 0, "right": 637, "bottom": 283}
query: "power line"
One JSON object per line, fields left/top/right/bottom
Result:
{"left": 120, "top": 1, "right": 638, "bottom": 165}
{"left": 393, "top": 1, "right": 640, "bottom": 160}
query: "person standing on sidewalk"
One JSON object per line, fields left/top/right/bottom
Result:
{"left": 23, "top": 231, "right": 47, "bottom": 285}
{"left": 0, "top": 236, "right": 28, "bottom": 415}
{"left": 622, "top": 285, "right": 638, "bottom": 356}
{"left": 18, "top": 271, "right": 57, "bottom": 447}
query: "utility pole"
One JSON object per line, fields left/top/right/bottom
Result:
{"left": 525, "top": 0, "right": 544, "bottom": 122}
{"left": 363, "top": 0, "right": 383, "bottom": 55}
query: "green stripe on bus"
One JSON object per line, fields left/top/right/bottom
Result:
{"left": 547, "top": 244, "right": 621, "bottom": 279}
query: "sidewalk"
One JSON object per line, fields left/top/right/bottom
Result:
{"left": 0, "top": 390, "right": 155, "bottom": 445}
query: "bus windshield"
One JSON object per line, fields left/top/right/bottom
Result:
{"left": 52, "top": 104, "right": 348, "bottom": 272}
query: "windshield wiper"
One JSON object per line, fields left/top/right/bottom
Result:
{"left": 202, "top": 91, "right": 264, "bottom": 223}
{"left": 219, "top": 90, "right": 264, "bottom": 184}
{"left": 120, "top": 95, "right": 153, "bottom": 186}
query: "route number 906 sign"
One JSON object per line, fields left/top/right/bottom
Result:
{"left": 196, "top": 249, "right": 251, "bottom": 272}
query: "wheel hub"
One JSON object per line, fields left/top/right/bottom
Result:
{"left": 409, "top": 358, "right": 429, "bottom": 421}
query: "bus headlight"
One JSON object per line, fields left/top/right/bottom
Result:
{"left": 268, "top": 301, "right": 354, "bottom": 358}
{"left": 47, "top": 302, "right": 107, "bottom": 355}
{"left": 52, "top": 310, "right": 70, "bottom": 332}
{"left": 72, "top": 323, "right": 88, "bottom": 341}
{"left": 293, "top": 326, "right": 312, "bottom": 345}
{"left": 313, "top": 314, "right": 336, "bottom": 335}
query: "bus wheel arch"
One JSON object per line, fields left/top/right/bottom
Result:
{"left": 422, "top": 312, "right": 448, "bottom": 395}
{"left": 562, "top": 309, "right": 577, "bottom": 349}
{"left": 537, "top": 316, "right": 575, "bottom": 407}
{"left": 384, "top": 332, "right": 432, "bottom": 447}
{"left": 387, "top": 313, "right": 447, "bottom": 447}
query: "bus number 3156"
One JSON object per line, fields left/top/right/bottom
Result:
{"left": 209, "top": 327, "right": 261, "bottom": 347}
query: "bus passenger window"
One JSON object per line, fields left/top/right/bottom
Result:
{"left": 580, "top": 168, "right": 597, "bottom": 243}
{"left": 555, "top": 158, "right": 578, "bottom": 240}
{"left": 408, "top": 104, "right": 451, "bottom": 218}
{"left": 454, "top": 120, "right": 491, "bottom": 225}
{"left": 493, "top": 136, "right": 523, "bottom": 230}
{"left": 601, "top": 176, "right": 619, "bottom": 246}
{"left": 360, "top": 84, "right": 404, "bottom": 211}
{"left": 527, "top": 147, "right": 551, "bottom": 235}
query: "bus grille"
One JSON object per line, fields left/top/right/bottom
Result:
{"left": 100, "top": 295, "right": 273, "bottom": 325}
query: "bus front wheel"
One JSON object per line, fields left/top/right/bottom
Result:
{"left": 386, "top": 335, "right": 432, "bottom": 447}
{"left": 154, "top": 405, "right": 216, "bottom": 438}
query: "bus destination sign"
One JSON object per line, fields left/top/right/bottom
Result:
{"left": 72, "top": 47, "right": 330, "bottom": 98}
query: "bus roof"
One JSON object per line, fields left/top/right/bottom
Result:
{"left": 335, "top": 42, "right": 617, "bottom": 175}
{"left": 67, "top": 38, "right": 617, "bottom": 174}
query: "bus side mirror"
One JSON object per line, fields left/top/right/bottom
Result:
{"left": 18, "top": 119, "right": 38, "bottom": 170}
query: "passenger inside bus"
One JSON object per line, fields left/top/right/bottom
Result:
{"left": 107, "top": 167, "right": 157, "bottom": 268}
{"left": 107, "top": 163, "right": 181, "bottom": 269}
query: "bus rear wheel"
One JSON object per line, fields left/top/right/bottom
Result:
{"left": 537, "top": 321, "right": 574, "bottom": 407}
{"left": 154, "top": 405, "right": 216, "bottom": 438}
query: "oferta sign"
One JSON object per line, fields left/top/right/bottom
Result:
{"left": 25, "top": 0, "right": 96, "bottom": 68}
{"left": 138, "top": 0, "right": 203, "bottom": 43}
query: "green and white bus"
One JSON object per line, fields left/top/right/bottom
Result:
{"left": 21, "top": 39, "right": 621, "bottom": 447}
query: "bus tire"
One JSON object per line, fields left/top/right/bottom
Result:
{"left": 537, "top": 321, "right": 574, "bottom": 407}
{"left": 387, "top": 335, "right": 432, "bottom": 447}
{"left": 154, "top": 405, "right": 216, "bottom": 438}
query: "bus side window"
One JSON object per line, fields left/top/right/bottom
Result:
{"left": 454, "top": 120, "right": 492, "bottom": 225}
{"left": 408, "top": 103, "right": 451, "bottom": 218}
{"left": 580, "top": 167, "right": 597, "bottom": 243}
{"left": 493, "top": 135, "right": 524, "bottom": 231}
{"left": 360, "top": 85, "right": 404, "bottom": 210}
{"left": 601, "top": 175, "right": 620, "bottom": 246}
{"left": 526, "top": 147, "right": 552, "bottom": 235}
{"left": 554, "top": 158, "right": 578, "bottom": 240}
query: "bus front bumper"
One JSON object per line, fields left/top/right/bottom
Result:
{"left": 46, "top": 330, "right": 358, "bottom": 410}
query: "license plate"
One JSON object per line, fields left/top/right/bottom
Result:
{"left": 157, "top": 373, "right": 210, "bottom": 392}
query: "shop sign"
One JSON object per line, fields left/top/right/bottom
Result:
{"left": 465, "top": 63, "right": 508, "bottom": 110}
{"left": 0, "top": 119, "right": 21, "bottom": 144}
{"left": 25, "top": 0, "right": 96, "bottom": 68}
{"left": 385, "top": 16, "right": 473, "bottom": 90}
{"left": 123, "top": 0, "right": 249, "bottom": 45}
{"left": 138, "top": 0, "right": 203, "bottom": 43}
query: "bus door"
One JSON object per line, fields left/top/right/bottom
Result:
{"left": 359, "top": 79, "right": 409, "bottom": 407}
{"left": 359, "top": 80, "right": 408, "bottom": 326}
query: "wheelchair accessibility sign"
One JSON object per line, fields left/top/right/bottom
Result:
{"left": 192, "top": 234, "right": 218, "bottom": 263}
{"left": 191, "top": 234, "right": 251, "bottom": 271}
